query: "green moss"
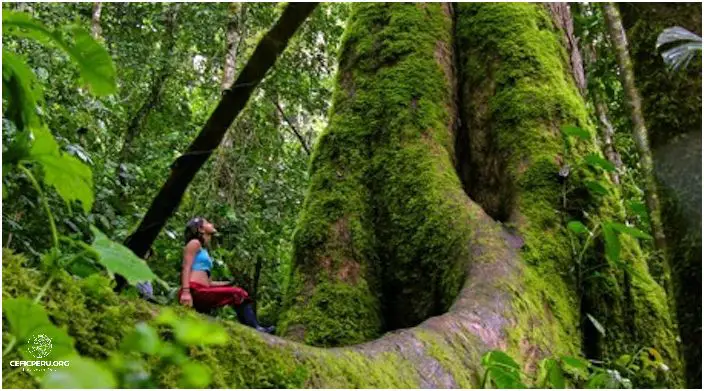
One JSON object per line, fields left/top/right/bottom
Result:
{"left": 415, "top": 329, "right": 483, "bottom": 388}
{"left": 304, "top": 348, "right": 420, "bottom": 388}
{"left": 456, "top": 1, "right": 589, "bottom": 365}
{"left": 455, "top": 4, "right": 682, "bottom": 386}
{"left": 282, "top": 2, "right": 472, "bottom": 342}
{"left": 1, "top": 250, "right": 429, "bottom": 388}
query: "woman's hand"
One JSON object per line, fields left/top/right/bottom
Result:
{"left": 179, "top": 289, "right": 193, "bottom": 307}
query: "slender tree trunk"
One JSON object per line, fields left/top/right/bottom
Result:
{"left": 618, "top": 3, "right": 702, "bottom": 387}
{"left": 593, "top": 98, "right": 622, "bottom": 184}
{"left": 212, "top": 3, "right": 246, "bottom": 205}
{"left": 273, "top": 99, "right": 310, "bottom": 155}
{"left": 91, "top": 2, "right": 102, "bottom": 39}
{"left": 602, "top": 3, "right": 671, "bottom": 287}
{"left": 124, "top": 3, "right": 319, "bottom": 258}
{"left": 581, "top": 37, "right": 623, "bottom": 185}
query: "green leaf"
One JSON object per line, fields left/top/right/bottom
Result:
{"left": 584, "top": 153, "right": 616, "bottom": 172}
{"left": 560, "top": 356, "right": 589, "bottom": 370}
{"left": 614, "top": 354, "right": 631, "bottom": 368}
{"left": 487, "top": 366, "right": 526, "bottom": 389}
{"left": 586, "top": 180, "right": 610, "bottom": 196}
{"left": 602, "top": 222, "right": 620, "bottom": 263}
{"left": 63, "top": 27, "right": 117, "bottom": 95}
{"left": 547, "top": 359, "right": 566, "bottom": 388}
{"left": 42, "top": 355, "right": 116, "bottom": 389}
{"left": 586, "top": 372, "right": 610, "bottom": 389}
{"left": 586, "top": 313, "right": 606, "bottom": 336}
{"left": 121, "top": 323, "right": 160, "bottom": 355}
{"left": 561, "top": 125, "right": 591, "bottom": 140}
{"left": 3, "top": 298, "right": 75, "bottom": 360}
{"left": 180, "top": 361, "right": 212, "bottom": 388}
{"left": 172, "top": 317, "right": 229, "bottom": 347}
{"left": 610, "top": 222, "right": 653, "bottom": 240}
{"left": 2, "top": 49, "right": 42, "bottom": 130}
{"left": 90, "top": 226, "right": 157, "bottom": 285}
{"left": 482, "top": 350, "right": 520, "bottom": 370}
{"left": 482, "top": 351, "right": 525, "bottom": 389}
{"left": 560, "top": 356, "right": 590, "bottom": 378}
{"left": 627, "top": 201, "right": 649, "bottom": 222}
{"left": 3, "top": 11, "right": 116, "bottom": 96}
{"left": 567, "top": 221, "right": 589, "bottom": 235}
{"left": 26, "top": 126, "right": 94, "bottom": 213}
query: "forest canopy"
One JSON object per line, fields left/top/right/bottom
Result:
{"left": 1, "top": 2, "right": 701, "bottom": 389}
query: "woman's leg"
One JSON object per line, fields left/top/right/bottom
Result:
{"left": 190, "top": 284, "right": 274, "bottom": 333}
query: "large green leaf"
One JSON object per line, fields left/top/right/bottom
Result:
{"left": 3, "top": 298, "right": 75, "bottom": 361}
{"left": 601, "top": 222, "right": 620, "bottom": 264}
{"left": 3, "top": 11, "right": 116, "bottom": 95}
{"left": 120, "top": 323, "right": 161, "bottom": 355}
{"left": 2, "top": 49, "right": 42, "bottom": 130}
{"left": 547, "top": 359, "right": 566, "bottom": 388}
{"left": 482, "top": 350, "right": 526, "bottom": 388}
{"left": 586, "top": 180, "right": 610, "bottom": 196}
{"left": 26, "top": 126, "right": 94, "bottom": 213}
{"left": 90, "top": 226, "right": 157, "bottom": 285}
{"left": 610, "top": 222, "right": 653, "bottom": 240}
{"left": 567, "top": 221, "right": 589, "bottom": 235}
{"left": 584, "top": 153, "right": 616, "bottom": 172}
{"left": 561, "top": 125, "right": 591, "bottom": 140}
{"left": 627, "top": 201, "right": 649, "bottom": 223}
{"left": 155, "top": 308, "right": 228, "bottom": 346}
{"left": 42, "top": 355, "right": 117, "bottom": 389}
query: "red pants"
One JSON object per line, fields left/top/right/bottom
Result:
{"left": 186, "top": 282, "right": 250, "bottom": 313}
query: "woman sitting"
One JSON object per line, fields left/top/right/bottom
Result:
{"left": 178, "top": 217, "right": 274, "bottom": 334}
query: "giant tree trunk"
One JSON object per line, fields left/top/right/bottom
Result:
{"left": 619, "top": 2, "right": 702, "bottom": 387}
{"left": 4, "top": 3, "right": 684, "bottom": 389}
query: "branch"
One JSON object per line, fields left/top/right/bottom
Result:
{"left": 273, "top": 99, "right": 311, "bottom": 155}
{"left": 124, "top": 3, "right": 319, "bottom": 259}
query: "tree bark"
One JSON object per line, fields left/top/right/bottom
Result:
{"left": 91, "top": 2, "right": 102, "bottom": 40}
{"left": 581, "top": 38, "right": 623, "bottom": 185}
{"left": 212, "top": 3, "right": 246, "bottom": 204}
{"left": 124, "top": 3, "right": 319, "bottom": 258}
{"left": 602, "top": 3, "right": 670, "bottom": 284}
{"left": 273, "top": 100, "right": 310, "bottom": 155}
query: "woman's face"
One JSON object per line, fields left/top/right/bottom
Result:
{"left": 199, "top": 219, "right": 217, "bottom": 243}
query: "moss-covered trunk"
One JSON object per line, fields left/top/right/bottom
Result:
{"left": 619, "top": 3, "right": 702, "bottom": 387}
{"left": 3, "top": 3, "right": 685, "bottom": 388}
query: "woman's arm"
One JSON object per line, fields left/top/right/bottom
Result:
{"left": 180, "top": 241, "right": 199, "bottom": 306}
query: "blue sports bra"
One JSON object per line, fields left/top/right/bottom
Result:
{"left": 192, "top": 248, "right": 213, "bottom": 273}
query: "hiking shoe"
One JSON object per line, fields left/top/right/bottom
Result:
{"left": 256, "top": 325, "right": 275, "bottom": 334}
